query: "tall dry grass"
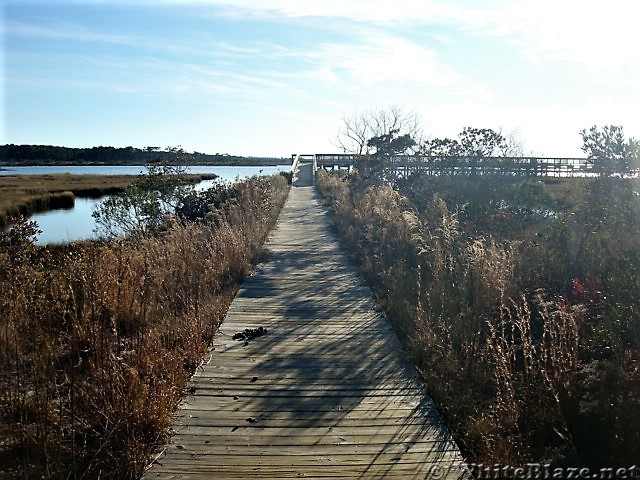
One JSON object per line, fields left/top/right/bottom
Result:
{"left": 316, "top": 169, "right": 640, "bottom": 468}
{"left": 0, "top": 175, "right": 289, "bottom": 478}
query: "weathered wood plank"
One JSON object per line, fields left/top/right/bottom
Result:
{"left": 164, "top": 423, "right": 455, "bottom": 439}
{"left": 174, "top": 395, "right": 425, "bottom": 411}
{"left": 148, "top": 452, "right": 463, "bottom": 465}
{"left": 146, "top": 461, "right": 468, "bottom": 479}
{"left": 143, "top": 168, "right": 467, "bottom": 479}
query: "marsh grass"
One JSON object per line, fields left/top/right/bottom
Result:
{"left": 316, "top": 169, "right": 640, "bottom": 467}
{"left": 0, "top": 175, "right": 289, "bottom": 478}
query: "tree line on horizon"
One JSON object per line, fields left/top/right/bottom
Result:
{"left": 0, "top": 144, "right": 285, "bottom": 166}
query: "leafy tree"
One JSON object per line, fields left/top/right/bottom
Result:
{"left": 420, "top": 137, "right": 462, "bottom": 156}
{"left": 177, "top": 182, "right": 239, "bottom": 222}
{"left": 0, "top": 216, "right": 41, "bottom": 248}
{"left": 93, "top": 164, "right": 195, "bottom": 239}
{"left": 351, "top": 129, "right": 416, "bottom": 187}
{"left": 366, "top": 129, "right": 416, "bottom": 156}
{"left": 580, "top": 125, "right": 640, "bottom": 177}
{"left": 134, "top": 163, "right": 193, "bottom": 211}
{"left": 421, "top": 127, "right": 510, "bottom": 157}
{"left": 458, "top": 127, "right": 509, "bottom": 156}
{"left": 0, "top": 216, "right": 42, "bottom": 277}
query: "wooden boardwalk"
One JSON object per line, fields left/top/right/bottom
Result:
{"left": 309, "top": 153, "right": 597, "bottom": 178}
{"left": 143, "top": 163, "right": 467, "bottom": 479}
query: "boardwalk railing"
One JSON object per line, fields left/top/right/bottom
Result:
{"left": 290, "top": 154, "right": 300, "bottom": 177}
{"left": 290, "top": 154, "right": 316, "bottom": 182}
{"left": 312, "top": 155, "right": 317, "bottom": 184}
{"left": 313, "top": 154, "right": 599, "bottom": 178}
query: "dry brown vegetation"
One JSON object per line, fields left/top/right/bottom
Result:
{"left": 316, "top": 169, "right": 640, "bottom": 468}
{"left": 0, "top": 174, "right": 289, "bottom": 479}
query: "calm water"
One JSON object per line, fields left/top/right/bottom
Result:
{"left": 0, "top": 164, "right": 289, "bottom": 183}
{"left": 31, "top": 197, "right": 103, "bottom": 245}
{"left": 12, "top": 165, "right": 290, "bottom": 244}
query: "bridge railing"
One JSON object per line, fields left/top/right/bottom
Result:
{"left": 290, "top": 154, "right": 300, "bottom": 176}
{"left": 312, "top": 155, "right": 317, "bottom": 184}
{"left": 313, "top": 154, "right": 599, "bottom": 177}
{"left": 290, "top": 154, "right": 317, "bottom": 184}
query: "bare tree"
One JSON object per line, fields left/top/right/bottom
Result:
{"left": 500, "top": 128, "right": 525, "bottom": 156}
{"left": 334, "top": 106, "right": 423, "bottom": 155}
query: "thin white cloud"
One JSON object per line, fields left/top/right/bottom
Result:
{"left": 161, "top": 0, "right": 471, "bottom": 24}
{"left": 478, "top": 0, "right": 640, "bottom": 79}
{"left": 5, "top": 19, "right": 138, "bottom": 45}
{"left": 18, "top": 1, "right": 634, "bottom": 94}
{"left": 305, "top": 34, "right": 459, "bottom": 86}
{"left": 10, "top": 0, "right": 639, "bottom": 78}
{"left": 174, "top": 0, "right": 640, "bottom": 83}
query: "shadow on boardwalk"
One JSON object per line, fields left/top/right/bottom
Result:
{"left": 143, "top": 163, "right": 468, "bottom": 479}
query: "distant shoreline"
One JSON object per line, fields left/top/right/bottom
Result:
{"left": 0, "top": 160, "right": 286, "bottom": 167}
{"left": 0, "top": 144, "right": 289, "bottom": 167}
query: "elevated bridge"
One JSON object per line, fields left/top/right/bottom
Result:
{"left": 294, "top": 153, "right": 598, "bottom": 179}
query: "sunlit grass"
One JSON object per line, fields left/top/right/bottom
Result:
{"left": 0, "top": 174, "right": 289, "bottom": 479}
{"left": 316, "top": 169, "right": 640, "bottom": 468}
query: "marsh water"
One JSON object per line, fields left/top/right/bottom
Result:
{"left": 2, "top": 165, "right": 289, "bottom": 244}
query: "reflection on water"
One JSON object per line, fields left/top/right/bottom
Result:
{"left": 20, "top": 165, "right": 289, "bottom": 244}
{"left": 31, "top": 198, "right": 102, "bottom": 245}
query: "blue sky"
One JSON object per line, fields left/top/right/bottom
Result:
{"left": 2, "top": 0, "right": 639, "bottom": 157}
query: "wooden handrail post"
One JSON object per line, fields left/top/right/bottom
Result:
{"left": 290, "top": 154, "right": 300, "bottom": 184}
{"left": 312, "top": 155, "right": 317, "bottom": 184}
